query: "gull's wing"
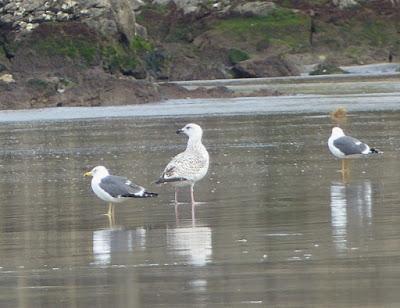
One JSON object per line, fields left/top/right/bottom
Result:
{"left": 333, "top": 136, "right": 369, "bottom": 155}
{"left": 156, "top": 152, "right": 208, "bottom": 184}
{"left": 100, "top": 175, "right": 156, "bottom": 198}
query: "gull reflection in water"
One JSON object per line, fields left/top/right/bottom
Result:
{"left": 330, "top": 180, "right": 372, "bottom": 255}
{"left": 167, "top": 226, "right": 212, "bottom": 267}
{"left": 92, "top": 227, "right": 147, "bottom": 265}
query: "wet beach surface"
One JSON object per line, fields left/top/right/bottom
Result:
{"left": 0, "top": 109, "right": 400, "bottom": 307}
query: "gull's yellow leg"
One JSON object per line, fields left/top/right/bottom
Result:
{"left": 175, "top": 202, "right": 179, "bottom": 225}
{"left": 106, "top": 203, "right": 112, "bottom": 217}
{"left": 107, "top": 213, "right": 114, "bottom": 228}
{"left": 341, "top": 159, "right": 350, "bottom": 173}
{"left": 341, "top": 166, "right": 349, "bottom": 183}
{"left": 341, "top": 160, "right": 350, "bottom": 183}
{"left": 111, "top": 206, "right": 115, "bottom": 226}
{"left": 174, "top": 188, "right": 179, "bottom": 204}
{"left": 105, "top": 204, "right": 115, "bottom": 227}
{"left": 344, "top": 159, "right": 350, "bottom": 174}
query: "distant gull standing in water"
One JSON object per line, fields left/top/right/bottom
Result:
{"left": 328, "top": 127, "right": 380, "bottom": 173}
{"left": 156, "top": 123, "right": 209, "bottom": 204}
{"left": 84, "top": 166, "right": 157, "bottom": 216}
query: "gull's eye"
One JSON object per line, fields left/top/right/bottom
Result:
{"left": 186, "top": 126, "right": 191, "bottom": 130}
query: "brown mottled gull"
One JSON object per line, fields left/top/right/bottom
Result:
{"left": 156, "top": 123, "right": 209, "bottom": 204}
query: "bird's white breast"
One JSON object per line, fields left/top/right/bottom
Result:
{"left": 328, "top": 136, "right": 345, "bottom": 159}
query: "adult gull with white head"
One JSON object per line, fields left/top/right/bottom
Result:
{"left": 85, "top": 166, "right": 157, "bottom": 216}
{"left": 328, "top": 127, "right": 380, "bottom": 173}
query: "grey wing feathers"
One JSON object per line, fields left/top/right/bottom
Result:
{"left": 100, "top": 176, "right": 157, "bottom": 198}
{"left": 334, "top": 136, "right": 368, "bottom": 155}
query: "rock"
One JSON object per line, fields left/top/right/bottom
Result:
{"left": 43, "top": 13, "right": 53, "bottom": 21}
{"left": 4, "top": 2, "right": 18, "bottom": 11}
{"left": 109, "top": 0, "right": 136, "bottom": 43}
{"left": 25, "top": 22, "right": 39, "bottom": 31}
{"left": 232, "top": 55, "right": 300, "bottom": 78}
{"left": 121, "top": 66, "right": 147, "bottom": 79}
{"left": 56, "top": 11, "right": 70, "bottom": 21}
{"left": 231, "top": 1, "right": 276, "bottom": 17}
{"left": 309, "top": 61, "right": 348, "bottom": 75}
{"left": 61, "top": 1, "right": 78, "bottom": 11}
{"left": 1, "top": 14, "right": 14, "bottom": 23}
{"left": 84, "top": 0, "right": 110, "bottom": 9}
{"left": 135, "top": 22, "right": 147, "bottom": 38}
{"left": 23, "top": 0, "right": 47, "bottom": 12}
{"left": 144, "top": 49, "right": 170, "bottom": 80}
{"left": 85, "top": 7, "right": 104, "bottom": 18}
{"left": 130, "top": 0, "right": 144, "bottom": 10}
{"left": 152, "top": 0, "right": 211, "bottom": 14}
{"left": 0, "top": 0, "right": 138, "bottom": 42}
{"left": 0, "top": 73, "right": 15, "bottom": 83}
{"left": 332, "top": 0, "right": 359, "bottom": 9}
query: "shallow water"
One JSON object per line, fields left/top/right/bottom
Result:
{"left": 0, "top": 111, "right": 400, "bottom": 307}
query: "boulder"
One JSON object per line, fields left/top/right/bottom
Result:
{"left": 109, "top": 0, "right": 136, "bottom": 43}
{"left": 0, "top": 73, "right": 15, "bottom": 83}
{"left": 135, "top": 22, "right": 148, "bottom": 38}
{"left": 130, "top": 0, "right": 145, "bottom": 10}
{"left": 0, "top": 0, "right": 137, "bottom": 42}
{"left": 232, "top": 55, "right": 300, "bottom": 78}
{"left": 151, "top": 0, "right": 228, "bottom": 14}
{"left": 152, "top": 0, "right": 205, "bottom": 14}
{"left": 22, "top": 0, "right": 48, "bottom": 12}
{"left": 230, "top": 1, "right": 276, "bottom": 17}
{"left": 309, "top": 61, "right": 348, "bottom": 75}
{"left": 332, "top": 0, "right": 359, "bottom": 9}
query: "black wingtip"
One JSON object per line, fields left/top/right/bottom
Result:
{"left": 370, "top": 148, "right": 380, "bottom": 154}
{"left": 143, "top": 191, "right": 158, "bottom": 197}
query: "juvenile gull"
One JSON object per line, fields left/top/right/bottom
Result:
{"left": 328, "top": 127, "right": 380, "bottom": 173}
{"left": 156, "top": 123, "right": 209, "bottom": 204}
{"left": 84, "top": 166, "right": 157, "bottom": 216}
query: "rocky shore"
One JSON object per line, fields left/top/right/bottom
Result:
{"left": 0, "top": 0, "right": 399, "bottom": 110}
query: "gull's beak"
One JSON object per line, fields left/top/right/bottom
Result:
{"left": 84, "top": 171, "right": 92, "bottom": 177}
{"left": 176, "top": 128, "right": 183, "bottom": 134}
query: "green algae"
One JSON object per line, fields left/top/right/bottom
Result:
{"left": 213, "top": 8, "right": 311, "bottom": 52}
{"left": 228, "top": 48, "right": 250, "bottom": 64}
{"left": 33, "top": 37, "right": 98, "bottom": 64}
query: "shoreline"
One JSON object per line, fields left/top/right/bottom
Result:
{"left": 1, "top": 64, "right": 399, "bottom": 116}
{"left": 165, "top": 71, "right": 400, "bottom": 96}
{"left": 1, "top": 92, "right": 400, "bottom": 124}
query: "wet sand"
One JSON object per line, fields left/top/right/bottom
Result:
{"left": 170, "top": 72, "right": 400, "bottom": 95}
{"left": 1, "top": 92, "right": 400, "bottom": 123}
{"left": 0, "top": 110, "right": 400, "bottom": 306}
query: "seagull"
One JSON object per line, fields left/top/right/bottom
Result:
{"left": 328, "top": 127, "right": 380, "bottom": 173}
{"left": 156, "top": 123, "right": 209, "bottom": 204}
{"left": 84, "top": 166, "right": 157, "bottom": 217}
